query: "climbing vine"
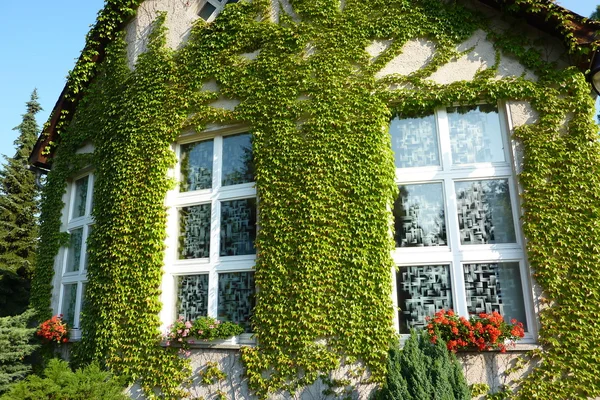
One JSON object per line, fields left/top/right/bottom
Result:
{"left": 31, "top": 0, "right": 600, "bottom": 399}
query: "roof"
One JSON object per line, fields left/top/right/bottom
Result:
{"left": 29, "top": 0, "right": 600, "bottom": 170}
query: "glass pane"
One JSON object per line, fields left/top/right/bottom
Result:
{"left": 180, "top": 140, "right": 214, "bottom": 192}
{"left": 177, "top": 275, "right": 209, "bottom": 321}
{"left": 455, "top": 179, "right": 516, "bottom": 244}
{"left": 71, "top": 176, "right": 89, "bottom": 219}
{"left": 218, "top": 272, "right": 255, "bottom": 332}
{"left": 66, "top": 228, "right": 83, "bottom": 273}
{"left": 447, "top": 104, "right": 505, "bottom": 164}
{"left": 61, "top": 284, "right": 78, "bottom": 328}
{"left": 463, "top": 262, "right": 527, "bottom": 330}
{"left": 222, "top": 133, "right": 254, "bottom": 186}
{"left": 220, "top": 198, "right": 256, "bottom": 256}
{"left": 397, "top": 265, "right": 453, "bottom": 334}
{"left": 84, "top": 226, "right": 92, "bottom": 270}
{"left": 390, "top": 114, "right": 440, "bottom": 168}
{"left": 179, "top": 204, "right": 212, "bottom": 259}
{"left": 394, "top": 183, "right": 446, "bottom": 247}
{"left": 81, "top": 283, "right": 87, "bottom": 314}
{"left": 226, "top": 0, "right": 238, "bottom": 3}
{"left": 198, "top": 2, "right": 217, "bottom": 20}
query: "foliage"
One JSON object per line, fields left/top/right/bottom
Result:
{"left": 375, "top": 331, "right": 470, "bottom": 400}
{"left": 0, "top": 309, "right": 38, "bottom": 394}
{"left": 0, "top": 358, "right": 127, "bottom": 400}
{"left": 30, "top": 0, "right": 600, "bottom": 399}
{"left": 0, "top": 90, "right": 40, "bottom": 316}
{"left": 426, "top": 310, "right": 525, "bottom": 353}
{"left": 198, "top": 361, "right": 227, "bottom": 386}
{"left": 36, "top": 315, "right": 69, "bottom": 344}
{"left": 164, "top": 316, "right": 244, "bottom": 347}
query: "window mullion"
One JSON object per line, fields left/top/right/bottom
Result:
{"left": 436, "top": 108, "right": 453, "bottom": 170}
{"left": 443, "top": 176, "right": 468, "bottom": 317}
{"left": 209, "top": 136, "right": 223, "bottom": 318}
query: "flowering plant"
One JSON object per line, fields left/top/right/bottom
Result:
{"left": 37, "top": 315, "right": 69, "bottom": 344}
{"left": 426, "top": 309, "right": 525, "bottom": 353}
{"left": 164, "top": 316, "right": 244, "bottom": 348}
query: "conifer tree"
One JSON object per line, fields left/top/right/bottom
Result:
{"left": 0, "top": 90, "right": 41, "bottom": 316}
{"left": 0, "top": 310, "right": 38, "bottom": 394}
{"left": 376, "top": 331, "right": 470, "bottom": 400}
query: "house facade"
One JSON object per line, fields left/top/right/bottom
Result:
{"left": 29, "top": 0, "right": 600, "bottom": 398}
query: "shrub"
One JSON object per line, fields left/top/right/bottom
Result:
{"left": 0, "top": 309, "right": 38, "bottom": 394}
{"left": 426, "top": 310, "right": 525, "bottom": 353}
{"left": 1, "top": 358, "right": 127, "bottom": 399}
{"left": 376, "top": 331, "right": 470, "bottom": 400}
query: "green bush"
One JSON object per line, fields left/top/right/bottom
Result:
{"left": 1, "top": 358, "right": 127, "bottom": 400}
{"left": 376, "top": 331, "right": 470, "bottom": 400}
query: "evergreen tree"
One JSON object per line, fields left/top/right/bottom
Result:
{"left": 0, "top": 310, "right": 38, "bottom": 394}
{"left": 0, "top": 90, "right": 41, "bottom": 316}
{"left": 376, "top": 331, "right": 470, "bottom": 400}
{"left": 590, "top": 5, "right": 600, "bottom": 21}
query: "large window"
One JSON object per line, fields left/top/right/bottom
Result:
{"left": 58, "top": 174, "right": 93, "bottom": 333}
{"left": 390, "top": 105, "right": 534, "bottom": 339}
{"left": 163, "top": 129, "right": 256, "bottom": 335}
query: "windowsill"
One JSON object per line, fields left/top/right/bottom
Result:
{"left": 161, "top": 334, "right": 256, "bottom": 350}
{"left": 456, "top": 343, "right": 540, "bottom": 353}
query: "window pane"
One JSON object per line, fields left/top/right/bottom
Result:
{"left": 179, "top": 204, "right": 212, "bottom": 259}
{"left": 61, "top": 284, "right": 78, "bottom": 328}
{"left": 222, "top": 133, "right": 254, "bottom": 186}
{"left": 71, "top": 176, "right": 89, "bottom": 219}
{"left": 177, "top": 275, "right": 209, "bottom": 321}
{"left": 455, "top": 179, "right": 516, "bottom": 244}
{"left": 84, "top": 226, "right": 92, "bottom": 270}
{"left": 198, "top": 2, "right": 217, "bottom": 20}
{"left": 66, "top": 228, "right": 83, "bottom": 273}
{"left": 394, "top": 183, "right": 447, "bottom": 247}
{"left": 390, "top": 114, "right": 440, "bottom": 168}
{"left": 180, "top": 140, "right": 214, "bottom": 192}
{"left": 218, "top": 272, "right": 255, "bottom": 332}
{"left": 220, "top": 198, "right": 256, "bottom": 256}
{"left": 448, "top": 104, "right": 505, "bottom": 164}
{"left": 463, "top": 262, "right": 527, "bottom": 330}
{"left": 397, "top": 265, "right": 453, "bottom": 334}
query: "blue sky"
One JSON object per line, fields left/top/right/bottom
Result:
{"left": 0, "top": 0, "right": 597, "bottom": 158}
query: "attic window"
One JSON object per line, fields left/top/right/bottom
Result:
{"left": 198, "top": 0, "right": 239, "bottom": 22}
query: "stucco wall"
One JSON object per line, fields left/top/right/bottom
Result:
{"left": 123, "top": 346, "right": 537, "bottom": 399}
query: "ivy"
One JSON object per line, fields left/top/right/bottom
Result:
{"left": 31, "top": 0, "right": 600, "bottom": 399}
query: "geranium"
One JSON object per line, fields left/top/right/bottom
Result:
{"left": 164, "top": 316, "right": 244, "bottom": 350}
{"left": 426, "top": 309, "right": 525, "bottom": 352}
{"left": 37, "top": 315, "right": 69, "bottom": 344}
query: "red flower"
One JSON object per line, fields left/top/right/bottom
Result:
{"left": 426, "top": 309, "right": 525, "bottom": 352}
{"left": 37, "top": 315, "right": 69, "bottom": 344}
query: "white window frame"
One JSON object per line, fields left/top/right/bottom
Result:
{"left": 197, "top": 0, "right": 239, "bottom": 22}
{"left": 57, "top": 173, "right": 94, "bottom": 338}
{"left": 390, "top": 103, "right": 537, "bottom": 342}
{"left": 162, "top": 126, "right": 256, "bottom": 342}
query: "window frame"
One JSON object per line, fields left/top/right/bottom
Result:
{"left": 162, "top": 126, "right": 257, "bottom": 342}
{"left": 390, "top": 103, "right": 537, "bottom": 343}
{"left": 57, "top": 172, "right": 94, "bottom": 337}
{"left": 197, "top": 0, "right": 239, "bottom": 22}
